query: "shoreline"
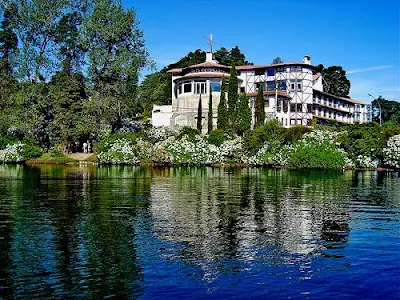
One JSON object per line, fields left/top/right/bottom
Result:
{"left": 18, "top": 160, "right": 399, "bottom": 172}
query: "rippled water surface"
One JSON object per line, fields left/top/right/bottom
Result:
{"left": 0, "top": 165, "right": 399, "bottom": 299}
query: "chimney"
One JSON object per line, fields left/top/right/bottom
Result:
{"left": 303, "top": 55, "right": 311, "bottom": 65}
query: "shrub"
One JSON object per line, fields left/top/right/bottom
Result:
{"left": 0, "top": 142, "right": 41, "bottom": 162}
{"left": 177, "top": 126, "right": 201, "bottom": 141}
{"left": 21, "top": 144, "right": 42, "bottom": 159}
{"left": 243, "top": 120, "right": 284, "bottom": 155}
{"left": 283, "top": 125, "right": 312, "bottom": 144}
{"left": 219, "top": 137, "right": 244, "bottom": 162}
{"left": 208, "top": 129, "right": 230, "bottom": 146}
{"left": 286, "top": 130, "right": 346, "bottom": 169}
{"left": 164, "top": 134, "right": 221, "bottom": 165}
{"left": 383, "top": 134, "right": 400, "bottom": 168}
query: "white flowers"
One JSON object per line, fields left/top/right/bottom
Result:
{"left": 0, "top": 142, "right": 25, "bottom": 163}
{"left": 96, "top": 127, "right": 398, "bottom": 170}
{"left": 97, "top": 138, "right": 139, "bottom": 164}
{"left": 383, "top": 135, "right": 400, "bottom": 168}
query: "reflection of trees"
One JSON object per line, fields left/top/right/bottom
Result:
{"left": 150, "top": 167, "right": 355, "bottom": 279}
{"left": 0, "top": 165, "right": 149, "bottom": 298}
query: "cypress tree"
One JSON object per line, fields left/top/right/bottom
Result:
{"left": 228, "top": 64, "right": 238, "bottom": 130}
{"left": 208, "top": 83, "right": 213, "bottom": 134}
{"left": 237, "top": 93, "right": 251, "bottom": 136}
{"left": 217, "top": 77, "right": 227, "bottom": 130}
{"left": 197, "top": 93, "right": 202, "bottom": 131}
{"left": 255, "top": 84, "right": 265, "bottom": 128}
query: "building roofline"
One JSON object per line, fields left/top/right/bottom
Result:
{"left": 313, "top": 89, "right": 367, "bottom": 105}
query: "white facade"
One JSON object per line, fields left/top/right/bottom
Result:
{"left": 151, "top": 53, "right": 372, "bottom": 130}
{"left": 151, "top": 105, "right": 173, "bottom": 127}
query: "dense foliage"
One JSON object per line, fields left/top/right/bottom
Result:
{"left": 93, "top": 121, "right": 399, "bottom": 169}
{"left": 315, "top": 64, "right": 350, "bottom": 97}
{"left": 0, "top": 0, "right": 150, "bottom": 152}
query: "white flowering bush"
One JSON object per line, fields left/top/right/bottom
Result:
{"left": 219, "top": 137, "right": 244, "bottom": 162}
{"left": 244, "top": 140, "right": 289, "bottom": 166}
{"left": 148, "top": 126, "right": 178, "bottom": 143}
{"left": 383, "top": 135, "right": 400, "bottom": 168}
{"left": 97, "top": 138, "right": 139, "bottom": 164}
{"left": 355, "top": 155, "right": 379, "bottom": 169}
{"left": 286, "top": 130, "right": 346, "bottom": 169}
{"left": 0, "top": 142, "right": 25, "bottom": 162}
{"left": 0, "top": 142, "right": 40, "bottom": 163}
{"left": 164, "top": 134, "right": 221, "bottom": 165}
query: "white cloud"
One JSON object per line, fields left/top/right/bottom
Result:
{"left": 347, "top": 65, "right": 392, "bottom": 75}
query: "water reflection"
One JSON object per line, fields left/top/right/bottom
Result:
{"left": 0, "top": 165, "right": 398, "bottom": 299}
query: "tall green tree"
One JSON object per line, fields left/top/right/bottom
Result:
{"left": 83, "top": 0, "right": 150, "bottom": 131}
{"left": 372, "top": 97, "right": 400, "bottom": 123}
{"left": 228, "top": 64, "right": 238, "bottom": 130}
{"left": 197, "top": 94, "right": 202, "bottom": 131}
{"left": 208, "top": 85, "right": 213, "bottom": 134}
{"left": 0, "top": 4, "right": 18, "bottom": 108}
{"left": 272, "top": 57, "right": 283, "bottom": 64}
{"left": 2, "top": 0, "right": 70, "bottom": 81}
{"left": 214, "top": 46, "right": 252, "bottom": 66}
{"left": 237, "top": 93, "right": 251, "bottom": 136}
{"left": 217, "top": 77, "right": 228, "bottom": 130}
{"left": 254, "top": 84, "right": 265, "bottom": 128}
{"left": 316, "top": 64, "right": 350, "bottom": 97}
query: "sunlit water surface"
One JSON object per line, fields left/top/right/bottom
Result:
{"left": 0, "top": 165, "right": 399, "bottom": 299}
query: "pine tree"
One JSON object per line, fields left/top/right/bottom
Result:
{"left": 197, "top": 93, "right": 202, "bottom": 132}
{"left": 228, "top": 64, "right": 238, "bottom": 131}
{"left": 208, "top": 84, "right": 213, "bottom": 134}
{"left": 237, "top": 93, "right": 251, "bottom": 136}
{"left": 217, "top": 77, "right": 228, "bottom": 130}
{"left": 255, "top": 84, "right": 265, "bottom": 128}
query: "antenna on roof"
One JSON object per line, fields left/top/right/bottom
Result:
{"left": 206, "top": 32, "right": 213, "bottom": 54}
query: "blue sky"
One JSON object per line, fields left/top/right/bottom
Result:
{"left": 124, "top": 0, "right": 399, "bottom": 102}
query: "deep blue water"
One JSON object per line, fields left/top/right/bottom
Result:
{"left": 0, "top": 165, "right": 399, "bottom": 299}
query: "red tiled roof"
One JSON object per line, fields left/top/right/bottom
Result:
{"left": 246, "top": 91, "right": 292, "bottom": 98}
{"left": 167, "top": 68, "right": 183, "bottom": 74}
{"left": 236, "top": 62, "right": 316, "bottom": 70}
{"left": 173, "top": 72, "right": 231, "bottom": 81}
{"left": 187, "top": 61, "right": 230, "bottom": 69}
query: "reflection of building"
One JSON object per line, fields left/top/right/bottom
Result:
{"left": 152, "top": 52, "right": 372, "bottom": 132}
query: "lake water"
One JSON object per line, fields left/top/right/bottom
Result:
{"left": 0, "top": 165, "right": 399, "bottom": 299}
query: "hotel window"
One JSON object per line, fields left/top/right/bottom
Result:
{"left": 277, "top": 100, "right": 282, "bottom": 112}
{"left": 290, "top": 66, "right": 296, "bottom": 72}
{"left": 239, "top": 87, "right": 245, "bottom": 93}
{"left": 307, "top": 104, "right": 312, "bottom": 113}
{"left": 183, "top": 82, "right": 192, "bottom": 93}
{"left": 283, "top": 100, "right": 288, "bottom": 112}
{"left": 297, "top": 104, "right": 302, "bottom": 112}
{"left": 265, "top": 98, "right": 269, "bottom": 107}
{"left": 267, "top": 68, "right": 275, "bottom": 76}
{"left": 297, "top": 80, "right": 302, "bottom": 91}
{"left": 195, "top": 81, "right": 206, "bottom": 94}
{"left": 290, "top": 104, "right": 295, "bottom": 112}
{"left": 210, "top": 81, "right": 221, "bottom": 92}
{"left": 277, "top": 80, "right": 286, "bottom": 91}
{"left": 276, "top": 67, "right": 284, "bottom": 72}
{"left": 255, "top": 68, "right": 265, "bottom": 75}
{"left": 290, "top": 80, "right": 295, "bottom": 91}
{"left": 296, "top": 66, "right": 302, "bottom": 71}
{"left": 266, "top": 81, "right": 275, "bottom": 91}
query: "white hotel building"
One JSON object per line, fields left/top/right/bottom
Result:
{"left": 152, "top": 52, "right": 372, "bottom": 133}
